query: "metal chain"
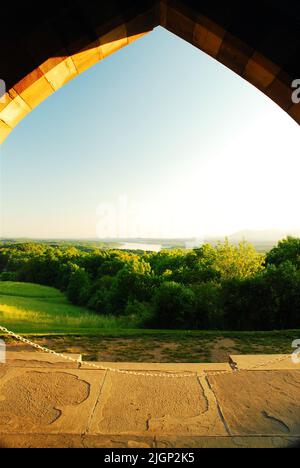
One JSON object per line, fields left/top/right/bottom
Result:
{"left": 0, "top": 325, "right": 294, "bottom": 379}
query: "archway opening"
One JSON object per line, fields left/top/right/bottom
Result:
{"left": 0, "top": 1, "right": 299, "bottom": 144}
{"left": 0, "top": 3, "right": 300, "bottom": 449}
{"left": 1, "top": 25, "right": 299, "bottom": 348}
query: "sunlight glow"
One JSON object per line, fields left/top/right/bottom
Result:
{"left": 0, "top": 28, "right": 299, "bottom": 240}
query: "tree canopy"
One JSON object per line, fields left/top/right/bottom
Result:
{"left": 0, "top": 237, "right": 299, "bottom": 331}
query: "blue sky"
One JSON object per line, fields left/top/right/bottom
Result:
{"left": 0, "top": 27, "right": 299, "bottom": 239}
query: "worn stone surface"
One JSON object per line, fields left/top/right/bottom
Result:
{"left": 80, "top": 361, "right": 231, "bottom": 373}
{"left": 83, "top": 435, "right": 155, "bottom": 449}
{"left": 0, "top": 434, "right": 85, "bottom": 449}
{"left": 0, "top": 367, "right": 7, "bottom": 379}
{"left": 229, "top": 354, "right": 300, "bottom": 371}
{"left": 1, "top": 433, "right": 298, "bottom": 449}
{"left": 0, "top": 353, "right": 300, "bottom": 448}
{"left": 155, "top": 436, "right": 299, "bottom": 449}
{"left": 89, "top": 372, "right": 228, "bottom": 436}
{"left": 208, "top": 370, "right": 300, "bottom": 437}
{"left": 0, "top": 367, "right": 105, "bottom": 434}
{"left": 5, "top": 351, "right": 81, "bottom": 369}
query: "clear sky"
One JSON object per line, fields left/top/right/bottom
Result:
{"left": 0, "top": 27, "right": 299, "bottom": 240}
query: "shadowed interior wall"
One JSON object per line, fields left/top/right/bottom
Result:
{"left": 0, "top": 0, "right": 299, "bottom": 143}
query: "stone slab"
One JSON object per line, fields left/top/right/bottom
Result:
{"left": 83, "top": 435, "right": 155, "bottom": 449}
{"left": 0, "top": 434, "right": 85, "bottom": 449}
{"left": 156, "top": 435, "right": 300, "bottom": 449}
{"left": 0, "top": 120, "right": 12, "bottom": 144}
{"left": 4, "top": 351, "right": 82, "bottom": 369}
{"left": 208, "top": 370, "right": 300, "bottom": 437}
{"left": 1, "top": 353, "right": 300, "bottom": 448}
{"left": 0, "top": 433, "right": 299, "bottom": 449}
{"left": 80, "top": 361, "right": 231, "bottom": 373}
{"left": 229, "top": 354, "right": 299, "bottom": 370}
{"left": 0, "top": 367, "right": 105, "bottom": 434}
{"left": 88, "top": 372, "right": 228, "bottom": 437}
{"left": 0, "top": 95, "right": 31, "bottom": 128}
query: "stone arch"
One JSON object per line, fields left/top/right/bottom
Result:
{"left": 0, "top": 0, "right": 299, "bottom": 143}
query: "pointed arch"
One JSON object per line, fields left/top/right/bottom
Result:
{"left": 0, "top": 0, "right": 299, "bottom": 143}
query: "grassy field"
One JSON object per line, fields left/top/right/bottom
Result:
{"left": 0, "top": 281, "right": 298, "bottom": 362}
{"left": 0, "top": 281, "right": 124, "bottom": 334}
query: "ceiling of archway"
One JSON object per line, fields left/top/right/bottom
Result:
{"left": 0, "top": 0, "right": 299, "bottom": 143}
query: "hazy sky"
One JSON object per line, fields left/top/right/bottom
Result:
{"left": 0, "top": 27, "right": 299, "bottom": 239}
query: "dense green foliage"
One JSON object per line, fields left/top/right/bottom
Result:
{"left": 0, "top": 237, "right": 299, "bottom": 331}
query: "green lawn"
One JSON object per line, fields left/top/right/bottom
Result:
{"left": 0, "top": 281, "right": 124, "bottom": 333}
{"left": 0, "top": 281, "right": 298, "bottom": 362}
{"left": 0, "top": 281, "right": 66, "bottom": 300}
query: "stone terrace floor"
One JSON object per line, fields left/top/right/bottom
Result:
{"left": 0, "top": 352, "right": 300, "bottom": 448}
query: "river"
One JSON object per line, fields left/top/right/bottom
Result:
{"left": 118, "top": 242, "right": 162, "bottom": 252}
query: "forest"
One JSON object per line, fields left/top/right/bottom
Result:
{"left": 0, "top": 237, "right": 299, "bottom": 331}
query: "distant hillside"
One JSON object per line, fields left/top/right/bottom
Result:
{"left": 2, "top": 231, "right": 300, "bottom": 254}
{"left": 227, "top": 229, "right": 300, "bottom": 243}
{"left": 202, "top": 230, "right": 300, "bottom": 253}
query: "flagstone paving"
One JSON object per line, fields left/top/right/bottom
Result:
{"left": 0, "top": 352, "right": 299, "bottom": 448}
